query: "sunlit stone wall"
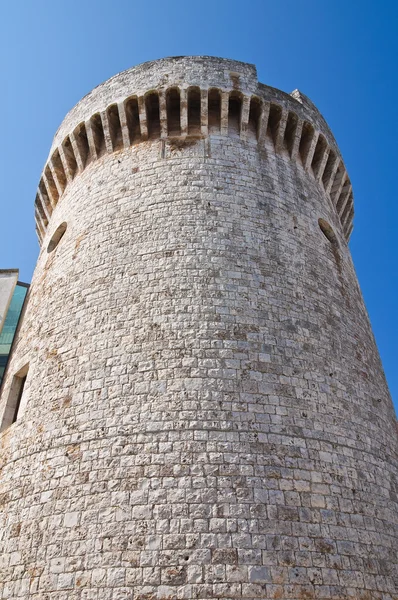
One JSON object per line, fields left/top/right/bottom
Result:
{"left": 0, "top": 56, "right": 396, "bottom": 600}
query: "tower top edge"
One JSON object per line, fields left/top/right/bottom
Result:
{"left": 34, "top": 55, "right": 355, "bottom": 247}
{"left": 54, "top": 56, "right": 257, "bottom": 138}
{"left": 95, "top": 55, "right": 258, "bottom": 89}
{"left": 0, "top": 269, "right": 20, "bottom": 276}
{"left": 50, "top": 56, "right": 334, "bottom": 153}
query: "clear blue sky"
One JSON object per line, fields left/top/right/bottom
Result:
{"left": 0, "top": 0, "right": 396, "bottom": 410}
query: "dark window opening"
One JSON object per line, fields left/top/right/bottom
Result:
{"left": 166, "top": 88, "right": 181, "bottom": 136}
{"left": 90, "top": 114, "right": 106, "bottom": 157}
{"left": 0, "top": 362, "right": 29, "bottom": 431}
{"left": 73, "top": 123, "right": 90, "bottom": 167}
{"left": 284, "top": 112, "right": 298, "bottom": 155}
{"left": 11, "top": 372, "right": 27, "bottom": 424}
{"left": 248, "top": 97, "right": 262, "bottom": 140}
{"left": 145, "top": 93, "right": 161, "bottom": 139}
{"left": 107, "top": 105, "right": 123, "bottom": 151}
{"left": 208, "top": 89, "right": 221, "bottom": 134}
{"left": 187, "top": 88, "right": 201, "bottom": 135}
{"left": 125, "top": 97, "right": 141, "bottom": 144}
{"left": 267, "top": 104, "right": 282, "bottom": 146}
{"left": 228, "top": 93, "right": 242, "bottom": 137}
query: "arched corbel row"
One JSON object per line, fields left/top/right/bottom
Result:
{"left": 35, "top": 86, "right": 354, "bottom": 244}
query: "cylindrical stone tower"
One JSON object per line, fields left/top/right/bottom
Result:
{"left": 1, "top": 57, "right": 397, "bottom": 600}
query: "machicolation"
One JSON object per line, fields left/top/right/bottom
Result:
{"left": 35, "top": 59, "right": 354, "bottom": 246}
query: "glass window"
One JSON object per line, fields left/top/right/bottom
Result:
{"left": 0, "top": 283, "right": 28, "bottom": 386}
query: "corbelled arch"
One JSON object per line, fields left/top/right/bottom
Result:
{"left": 34, "top": 85, "right": 354, "bottom": 245}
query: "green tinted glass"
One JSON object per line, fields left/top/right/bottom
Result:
{"left": 0, "top": 283, "right": 28, "bottom": 386}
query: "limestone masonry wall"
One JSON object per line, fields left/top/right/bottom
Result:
{"left": 0, "top": 57, "right": 397, "bottom": 600}
{"left": 34, "top": 57, "right": 353, "bottom": 246}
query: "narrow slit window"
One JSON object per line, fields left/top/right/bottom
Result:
{"left": 187, "top": 88, "right": 201, "bottom": 135}
{"left": 12, "top": 373, "right": 27, "bottom": 424}
{"left": 166, "top": 88, "right": 181, "bottom": 136}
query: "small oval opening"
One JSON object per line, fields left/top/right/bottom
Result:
{"left": 318, "top": 218, "right": 338, "bottom": 245}
{"left": 47, "top": 222, "right": 67, "bottom": 253}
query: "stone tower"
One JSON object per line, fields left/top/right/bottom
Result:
{"left": 0, "top": 57, "right": 397, "bottom": 600}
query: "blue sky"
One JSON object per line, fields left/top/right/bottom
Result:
{"left": 0, "top": 0, "right": 396, "bottom": 409}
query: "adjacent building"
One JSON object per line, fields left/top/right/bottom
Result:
{"left": 0, "top": 270, "right": 28, "bottom": 387}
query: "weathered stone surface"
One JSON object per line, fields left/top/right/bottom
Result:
{"left": 0, "top": 56, "right": 397, "bottom": 599}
